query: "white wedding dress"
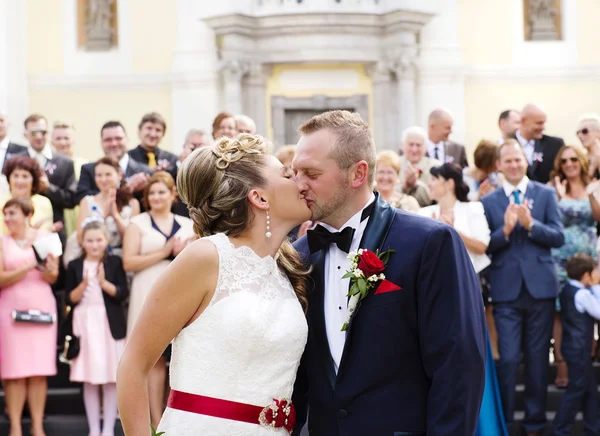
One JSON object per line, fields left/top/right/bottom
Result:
{"left": 157, "top": 233, "right": 308, "bottom": 435}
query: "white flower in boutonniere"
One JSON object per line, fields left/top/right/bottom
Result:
{"left": 341, "top": 248, "right": 401, "bottom": 331}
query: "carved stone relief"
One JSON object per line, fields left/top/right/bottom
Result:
{"left": 524, "top": 0, "right": 562, "bottom": 41}
{"left": 86, "top": 0, "right": 116, "bottom": 50}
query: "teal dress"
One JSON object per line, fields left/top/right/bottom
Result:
{"left": 476, "top": 333, "right": 509, "bottom": 436}
{"left": 552, "top": 198, "right": 597, "bottom": 308}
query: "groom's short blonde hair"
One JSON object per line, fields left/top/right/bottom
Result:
{"left": 298, "top": 110, "right": 376, "bottom": 187}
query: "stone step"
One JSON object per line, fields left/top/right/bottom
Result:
{"left": 0, "top": 415, "right": 124, "bottom": 436}
{"left": 510, "top": 411, "right": 584, "bottom": 436}
{"left": 514, "top": 361, "right": 600, "bottom": 385}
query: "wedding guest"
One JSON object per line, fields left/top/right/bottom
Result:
{"left": 575, "top": 113, "right": 600, "bottom": 179}
{"left": 375, "top": 150, "right": 419, "bottom": 212}
{"left": 515, "top": 103, "right": 565, "bottom": 185}
{"left": 128, "top": 112, "right": 178, "bottom": 182}
{"left": 0, "top": 156, "right": 54, "bottom": 234}
{"left": 497, "top": 110, "right": 520, "bottom": 145}
{"left": 234, "top": 114, "right": 256, "bottom": 135}
{"left": 77, "top": 121, "right": 152, "bottom": 204}
{"left": 178, "top": 129, "right": 210, "bottom": 167}
{"left": 0, "top": 111, "right": 28, "bottom": 196}
{"left": 76, "top": 157, "right": 140, "bottom": 257}
{"left": 463, "top": 139, "right": 504, "bottom": 201}
{"left": 481, "top": 140, "right": 564, "bottom": 434}
{"left": 398, "top": 126, "right": 440, "bottom": 207}
{"left": 550, "top": 144, "right": 600, "bottom": 389}
{"left": 66, "top": 220, "right": 128, "bottom": 436}
{"left": 426, "top": 108, "right": 469, "bottom": 167}
{"left": 122, "top": 172, "right": 194, "bottom": 428}
{"left": 23, "top": 114, "right": 77, "bottom": 245}
{"left": 553, "top": 254, "right": 600, "bottom": 435}
{"left": 419, "top": 163, "right": 490, "bottom": 273}
{"left": 275, "top": 145, "right": 296, "bottom": 171}
{"left": 0, "top": 197, "right": 59, "bottom": 436}
{"left": 51, "top": 121, "right": 87, "bottom": 238}
{"left": 212, "top": 112, "right": 237, "bottom": 140}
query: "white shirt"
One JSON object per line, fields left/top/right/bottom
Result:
{"left": 427, "top": 138, "right": 445, "bottom": 163}
{"left": 515, "top": 130, "right": 535, "bottom": 165}
{"left": 503, "top": 176, "right": 529, "bottom": 204}
{"left": 0, "top": 137, "right": 10, "bottom": 196}
{"left": 119, "top": 153, "right": 130, "bottom": 175}
{"left": 28, "top": 143, "right": 53, "bottom": 168}
{"left": 569, "top": 279, "right": 600, "bottom": 320}
{"left": 418, "top": 201, "right": 491, "bottom": 273}
{"left": 322, "top": 194, "right": 375, "bottom": 372}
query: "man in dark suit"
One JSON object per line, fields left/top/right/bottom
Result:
{"left": 514, "top": 103, "right": 565, "bottom": 185}
{"left": 426, "top": 108, "right": 469, "bottom": 168}
{"left": 292, "top": 110, "right": 486, "bottom": 436}
{"left": 128, "top": 112, "right": 178, "bottom": 182}
{"left": 76, "top": 121, "right": 153, "bottom": 203}
{"left": 23, "top": 114, "right": 77, "bottom": 243}
{"left": 0, "top": 111, "right": 28, "bottom": 172}
{"left": 481, "top": 140, "right": 564, "bottom": 436}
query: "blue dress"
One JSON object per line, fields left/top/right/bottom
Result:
{"left": 476, "top": 334, "right": 509, "bottom": 436}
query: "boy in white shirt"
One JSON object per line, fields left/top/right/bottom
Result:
{"left": 553, "top": 253, "right": 600, "bottom": 435}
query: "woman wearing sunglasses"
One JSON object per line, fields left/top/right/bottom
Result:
{"left": 576, "top": 114, "right": 600, "bottom": 179}
{"left": 550, "top": 144, "right": 600, "bottom": 389}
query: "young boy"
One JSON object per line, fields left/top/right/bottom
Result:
{"left": 553, "top": 253, "right": 600, "bottom": 435}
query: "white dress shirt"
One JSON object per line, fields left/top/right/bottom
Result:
{"left": 28, "top": 143, "right": 53, "bottom": 168}
{"left": 503, "top": 176, "right": 530, "bottom": 204}
{"left": 569, "top": 279, "right": 600, "bottom": 320}
{"left": 119, "top": 153, "right": 130, "bottom": 175}
{"left": 321, "top": 194, "right": 375, "bottom": 372}
{"left": 515, "top": 130, "right": 535, "bottom": 165}
{"left": 427, "top": 138, "right": 445, "bottom": 163}
{"left": 418, "top": 201, "right": 491, "bottom": 273}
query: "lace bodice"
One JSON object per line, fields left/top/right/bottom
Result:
{"left": 158, "top": 233, "right": 308, "bottom": 435}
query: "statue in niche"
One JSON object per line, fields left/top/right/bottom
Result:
{"left": 525, "top": 0, "right": 561, "bottom": 40}
{"left": 86, "top": 0, "right": 114, "bottom": 50}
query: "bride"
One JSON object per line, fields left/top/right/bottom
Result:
{"left": 117, "top": 134, "right": 312, "bottom": 435}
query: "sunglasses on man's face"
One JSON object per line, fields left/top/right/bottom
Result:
{"left": 28, "top": 129, "right": 47, "bottom": 136}
{"left": 560, "top": 157, "right": 579, "bottom": 165}
{"left": 577, "top": 128, "right": 589, "bottom": 136}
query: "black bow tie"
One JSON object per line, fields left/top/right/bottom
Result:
{"left": 306, "top": 200, "right": 376, "bottom": 254}
{"left": 308, "top": 225, "right": 355, "bottom": 254}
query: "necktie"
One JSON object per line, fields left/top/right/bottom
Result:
{"left": 434, "top": 146, "right": 439, "bottom": 160}
{"left": 147, "top": 152, "right": 157, "bottom": 168}
{"left": 306, "top": 200, "right": 375, "bottom": 254}
{"left": 512, "top": 189, "right": 521, "bottom": 205}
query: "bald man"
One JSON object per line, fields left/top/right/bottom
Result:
{"left": 426, "top": 108, "right": 469, "bottom": 168}
{"left": 514, "top": 104, "right": 564, "bottom": 184}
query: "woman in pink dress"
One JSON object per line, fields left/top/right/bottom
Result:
{"left": 0, "top": 197, "right": 59, "bottom": 436}
{"left": 66, "top": 219, "right": 128, "bottom": 436}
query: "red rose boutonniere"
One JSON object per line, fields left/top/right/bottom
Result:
{"left": 341, "top": 248, "right": 401, "bottom": 331}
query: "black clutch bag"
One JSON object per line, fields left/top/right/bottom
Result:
{"left": 12, "top": 309, "right": 56, "bottom": 324}
{"left": 59, "top": 334, "right": 80, "bottom": 365}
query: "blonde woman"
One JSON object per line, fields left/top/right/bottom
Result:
{"left": 375, "top": 150, "right": 419, "bottom": 212}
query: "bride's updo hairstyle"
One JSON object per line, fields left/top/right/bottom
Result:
{"left": 177, "top": 134, "right": 308, "bottom": 310}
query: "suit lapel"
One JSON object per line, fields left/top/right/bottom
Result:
{"left": 529, "top": 139, "right": 542, "bottom": 177}
{"left": 336, "top": 193, "right": 396, "bottom": 381}
{"left": 309, "top": 249, "right": 337, "bottom": 390}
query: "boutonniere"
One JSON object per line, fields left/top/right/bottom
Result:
{"left": 524, "top": 197, "right": 535, "bottom": 209}
{"left": 341, "top": 248, "right": 401, "bottom": 331}
{"left": 44, "top": 162, "right": 57, "bottom": 175}
{"left": 533, "top": 152, "right": 543, "bottom": 163}
{"left": 157, "top": 158, "right": 171, "bottom": 169}
{"left": 445, "top": 156, "right": 455, "bottom": 164}
{"left": 151, "top": 424, "right": 165, "bottom": 436}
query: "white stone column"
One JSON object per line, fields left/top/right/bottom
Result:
{"left": 393, "top": 55, "right": 418, "bottom": 138}
{"left": 0, "top": 0, "right": 29, "bottom": 142}
{"left": 243, "top": 62, "right": 269, "bottom": 136}
{"left": 171, "top": 0, "right": 219, "bottom": 153}
{"left": 368, "top": 61, "right": 394, "bottom": 151}
{"left": 221, "top": 60, "right": 248, "bottom": 117}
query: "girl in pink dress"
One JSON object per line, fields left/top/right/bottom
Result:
{"left": 66, "top": 219, "right": 128, "bottom": 436}
{"left": 0, "top": 197, "right": 59, "bottom": 436}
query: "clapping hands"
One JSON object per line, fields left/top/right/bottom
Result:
{"left": 503, "top": 201, "right": 533, "bottom": 237}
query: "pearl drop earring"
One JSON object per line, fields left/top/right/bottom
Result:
{"left": 266, "top": 209, "right": 272, "bottom": 238}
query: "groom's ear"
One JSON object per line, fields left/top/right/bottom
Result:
{"left": 350, "top": 160, "right": 369, "bottom": 189}
{"left": 247, "top": 189, "right": 269, "bottom": 211}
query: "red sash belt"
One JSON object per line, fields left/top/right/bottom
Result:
{"left": 167, "top": 389, "right": 296, "bottom": 433}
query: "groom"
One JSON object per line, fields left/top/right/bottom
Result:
{"left": 291, "top": 110, "right": 487, "bottom": 435}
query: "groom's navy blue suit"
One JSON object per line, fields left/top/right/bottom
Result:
{"left": 292, "top": 193, "right": 487, "bottom": 436}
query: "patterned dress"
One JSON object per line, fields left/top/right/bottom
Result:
{"left": 552, "top": 198, "right": 597, "bottom": 291}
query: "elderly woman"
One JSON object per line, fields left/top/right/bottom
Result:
{"left": 398, "top": 126, "right": 441, "bottom": 207}
{"left": 0, "top": 156, "right": 54, "bottom": 234}
{"left": 375, "top": 150, "right": 419, "bottom": 212}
